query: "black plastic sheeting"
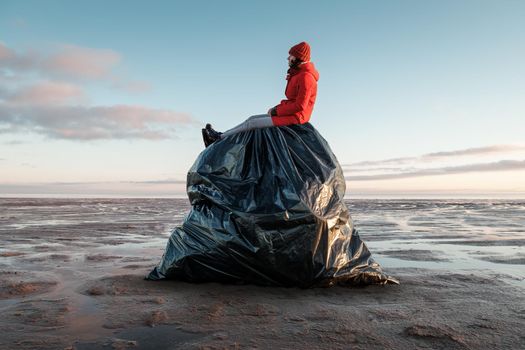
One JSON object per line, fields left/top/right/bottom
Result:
{"left": 147, "top": 123, "right": 398, "bottom": 287}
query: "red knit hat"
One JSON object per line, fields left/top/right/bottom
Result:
{"left": 289, "top": 41, "right": 311, "bottom": 62}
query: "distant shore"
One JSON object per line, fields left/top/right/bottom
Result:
{"left": 1, "top": 192, "right": 525, "bottom": 199}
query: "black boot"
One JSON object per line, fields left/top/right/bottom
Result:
{"left": 201, "top": 128, "right": 213, "bottom": 147}
{"left": 206, "top": 124, "right": 223, "bottom": 140}
{"left": 201, "top": 124, "right": 223, "bottom": 148}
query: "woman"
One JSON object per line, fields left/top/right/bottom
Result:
{"left": 202, "top": 41, "right": 320, "bottom": 147}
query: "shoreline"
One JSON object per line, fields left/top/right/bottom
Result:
{"left": 1, "top": 194, "right": 525, "bottom": 200}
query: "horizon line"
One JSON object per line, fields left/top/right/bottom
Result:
{"left": 1, "top": 193, "right": 524, "bottom": 200}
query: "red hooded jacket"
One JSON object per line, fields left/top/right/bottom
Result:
{"left": 271, "top": 62, "right": 320, "bottom": 126}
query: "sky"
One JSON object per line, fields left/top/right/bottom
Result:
{"left": 1, "top": 0, "right": 524, "bottom": 198}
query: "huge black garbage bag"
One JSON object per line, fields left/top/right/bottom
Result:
{"left": 147, "top": 123, "right": 397, "bottom": 287}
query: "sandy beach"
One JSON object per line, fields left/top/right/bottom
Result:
{"left": 1, "top": 198, "right": 524, "bottom": 349}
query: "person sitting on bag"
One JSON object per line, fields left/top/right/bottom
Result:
{"left": 202, "top": 41, "right": 320, "bottom": 147}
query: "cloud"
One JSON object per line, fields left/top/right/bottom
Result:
{"left": 126, "top": 179, "right": 187, "bottom": 184}
{"left": 344, "top": 157, "right": 416, "bottom": 168}
{"left": 343, "top": 144, "right": 525, "bottom": 168}
{"left": 346, "top": 159, "right": 525, "bottom": 181}
{"left": 0, "top": 43, "right": 197, "bottom": 140}
{"left": 5, "top": 81, "right": 86, "bottom": 105}
{"left": 0, "top": 103, "right": 196, "bottom": 140}
{"left": 0, "top": 42, "right": 149, "bottom": 90}
{"left": 0, "top": 42, "right": 41, "bottom": 73}
{"left": 0, "top": 42, "right": 118, "bottom": 79}
{"left": 0, "top": 42, "right": 13, "bottom": 60}
{"left": 0, "top": 180, "right": 188, "bottom": 197}
{"left": 349, "top": 166, "right": 420, "bottom": 173}
{"left": 421, "top": 145, "right": 525, "bottom": 160}
{"left": 21, "top": 179, "right": 188, "bottom": 185}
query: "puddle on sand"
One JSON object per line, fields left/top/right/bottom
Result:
{"left": 74, "top": 325, "right": 205, "bottom": 350}
{"left": 368, "top": 239, "right": 525, "bottom": 288}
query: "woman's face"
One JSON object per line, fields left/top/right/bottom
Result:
{"left": 288, "top": 55, "right": 297, "bottom": 67}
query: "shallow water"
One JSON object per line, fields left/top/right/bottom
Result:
{"left": 346, "top": 199, "right": 525, "bottom": 287}
{"left": 1, "top": 198, "right": 524, "bottom": 288}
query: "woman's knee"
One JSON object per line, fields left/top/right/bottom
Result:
{"left": 245, "top": 119, "right": 257, "bottom": 129}
{"left": 247, "top": 117, "right": 273, "bottom": 130}
{"left": 247, "top": 114, "right": 267, "bottom": 121}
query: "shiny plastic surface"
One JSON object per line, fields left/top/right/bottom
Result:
{"left": 147, "top": 123, "right": 397, "bottom": 287}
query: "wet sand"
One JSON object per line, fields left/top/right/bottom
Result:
{"left": 1, "top": 198, "right": 524, "bottom": 349}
